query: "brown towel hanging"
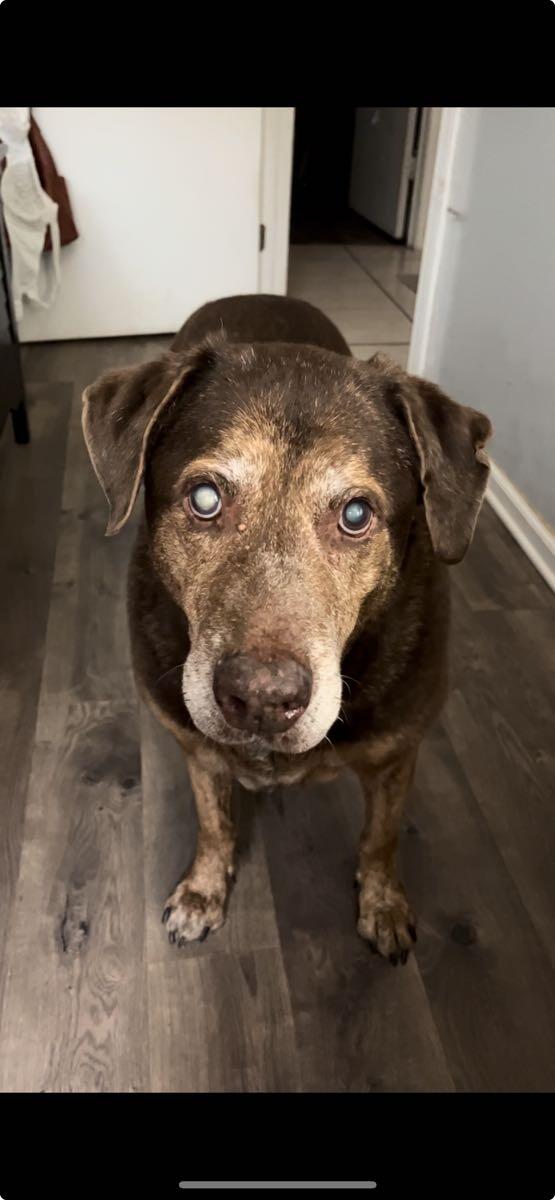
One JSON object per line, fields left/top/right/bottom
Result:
{"left": 28, "top": 115, "right": 79, "bottom": 251}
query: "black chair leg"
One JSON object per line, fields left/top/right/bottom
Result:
{"left": 11, "top": 398, "right": 30, "bottom": 444}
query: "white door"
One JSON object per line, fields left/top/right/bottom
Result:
{"left": 349, "top": 107, "right": 418, "bottom": 240}
{"left": 17, "top": 107, "right": 263, "bottom": 342}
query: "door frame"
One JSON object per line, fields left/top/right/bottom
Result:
{"left": 257, "top": 104, "right": 461, "bottom": 383}
{"left": 408, "top": 106, "right": 463, "bottom": 375}
{"left": 406, "top": 107, "right": 443, "bottom": 251}
{"left": 258, "top": 107, "right": 295, "bottom": 295}
{"left": 258, "top": 105, "right": 448, "bottom": 297}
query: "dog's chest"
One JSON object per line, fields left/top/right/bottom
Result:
{"left": 228, "top": 745, "right": 342, "bottom": 792}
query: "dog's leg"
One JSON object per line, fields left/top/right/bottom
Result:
{"left": 354, "top": 751, "right": 417, "bottom": 965}
{"left": 162, "top": 753, "right": 235, "bottom": 947}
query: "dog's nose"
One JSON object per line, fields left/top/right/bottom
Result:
{"left": 213, "top": 652, "right": 312, "bottom": 735}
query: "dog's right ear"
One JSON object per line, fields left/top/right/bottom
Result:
{"left": 369, "top": 352, "right": 492, "bottom": 564}
{"left": 82, "top": 341, "right": 220, "bottom": 536}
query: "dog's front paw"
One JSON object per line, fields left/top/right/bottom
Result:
{"left": 356, "top": 872, "right": 417, "bottom": 966}
{"left": 162, "top": 880, "right": 227, "bottom": 947}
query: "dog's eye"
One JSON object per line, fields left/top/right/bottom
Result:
{"left": 188, "top": 482, "right": 222, "bottom": 520}
{"left": 338, "top": 497, "right": 373, "bottom": 536}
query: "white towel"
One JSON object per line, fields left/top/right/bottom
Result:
{"left": 0, "top": 106, "right": 61, "bottom": 320}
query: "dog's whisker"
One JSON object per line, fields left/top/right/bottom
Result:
{"left": 155, "top": 661, "right": 186, "bottom": 686}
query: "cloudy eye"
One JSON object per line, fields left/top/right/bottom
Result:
{"left": 188, "top": 482, "right": 222, "bottom": 520}
{"left": 338, "top": 497, "right": 373, "bottom": 536}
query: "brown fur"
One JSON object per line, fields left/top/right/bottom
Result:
{"left": 82, "top": 292, "right": 492, "bottom": 964}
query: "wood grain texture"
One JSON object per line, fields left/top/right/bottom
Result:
{"left": 141, "top": 705, "right": 301, "bottom": 1090}
{"left": 0, "top": 334, "right": 552, "bottom": 1093}
{"left": 38, "top": 382, "right": 138, "bottom": 704}
{"left": 451, "top": 502, "right": 553, "bottom": 612}
{"left": 141, "top": 705, "right": 284, "bottom": 964}
{"left": 0, "top": 365, "right": 150, "bottom": 1092}
{"left": 0, "top": 701, "right": 147, "bottom": 1092}
{"left": 402, "top": 724, "right": 555, "bottom": 1092}
{"left": 148, "top": 949, "right": 301, "bottom": 1092}
{"left": 445, "top": 593, "right": 555, "bottom": 971}
{"left": 261, "top": 780, "right": 454, "bottom": 1092}
{"left": 0, "top": 384, "right": 71, "bottom": 1017}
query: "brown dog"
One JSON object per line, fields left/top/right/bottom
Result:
{"left": 82, "top": 294, "right": 492, "bottom": 965}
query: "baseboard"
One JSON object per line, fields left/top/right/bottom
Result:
{"left": 486, "top": 461, "right": 555, "bottom": 594}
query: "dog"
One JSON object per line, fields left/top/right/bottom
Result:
{"left": 82, "top": 294, "right": 492, "bottom": 965}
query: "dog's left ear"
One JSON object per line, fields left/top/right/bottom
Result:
{"left": 370, "top": 353, "right": 493, "bottom": 564}
{"left": 82, "top": 341, "right": 219, "bottom": 536}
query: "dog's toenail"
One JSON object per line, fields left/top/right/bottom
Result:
{"left": 199, "top": 926, "right": 210, "bottom": 943}
{"left": 162, "top": 907, "right": 171, "bottom": 925}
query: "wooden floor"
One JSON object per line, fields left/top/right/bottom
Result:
{"left": 0, "top": 335, "right": 554, "bottom": 1093}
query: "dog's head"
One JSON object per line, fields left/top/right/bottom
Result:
{"left": 83, "top": 337, "right": 491, "bottom": 754}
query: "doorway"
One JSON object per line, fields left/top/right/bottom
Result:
{"left": 286, "top": 106, "right": 441, "bottom": 369}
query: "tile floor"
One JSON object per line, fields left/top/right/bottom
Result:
{"left": 287, "top": 241, "right": 421, "bottom": 369}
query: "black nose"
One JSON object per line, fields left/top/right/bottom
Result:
{"left": 213, "top": 652, "right": 312, "bottom": 735}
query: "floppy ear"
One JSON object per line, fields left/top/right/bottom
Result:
{"left": 370, "top": 353, "right": 493, "bottom": 564}
{"left": 82, "top": 343, "right": 216, "bottom": 536}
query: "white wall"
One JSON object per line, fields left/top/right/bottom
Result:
{"left": 19, "top": 107, "right": 263, "bottom": 342}
{"left": 410, "top": 107, "right": 555, "bottom": 585}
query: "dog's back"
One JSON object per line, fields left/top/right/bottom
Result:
{"left": 171, "top": 293, "right": 351, "bottom": 357}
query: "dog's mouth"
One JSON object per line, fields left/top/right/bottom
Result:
{"left": 181, "top": 641, "right": 342, "bottom": 755}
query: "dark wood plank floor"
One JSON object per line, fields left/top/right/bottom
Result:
{"left": 0, "top": 335, "right": 553, "bottom": 1092}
